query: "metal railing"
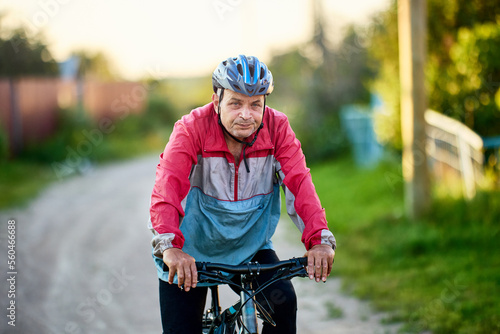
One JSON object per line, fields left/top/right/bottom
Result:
{"left": 425, "top": 109, "right": 484, "bottom": 199}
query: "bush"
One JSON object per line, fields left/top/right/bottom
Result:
{"left": 0, "top": 126, "right": 8, "bottom": 161}
{"left": 19, "top": 108, "right": 93, "bottom": 163}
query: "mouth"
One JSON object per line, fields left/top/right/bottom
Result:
{"left": 235, "top": 123, "right": 253, "bottom": 129}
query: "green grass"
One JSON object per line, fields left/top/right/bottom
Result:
{"left": 310, "top": 157, "right": 500, "bottom": 334}
{"left": 0, "top": 160, "right": 56, "bottom": 209}
{"left": 324, "top": 301, "right": 344, "bottom": 319}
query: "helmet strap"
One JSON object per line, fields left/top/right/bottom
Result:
{"left": 217, "top": 88, "right": 224, "bottom": 115}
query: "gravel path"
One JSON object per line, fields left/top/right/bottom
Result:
{"left": 0, "top": 155, "right": 400, "bottom": 334}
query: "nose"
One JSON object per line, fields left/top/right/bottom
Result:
{"left": 239, "top": 106, "right": 252, "bottom": 120}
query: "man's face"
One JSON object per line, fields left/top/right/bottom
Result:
{"left": 213, "top": 89, "right": 264, "bottom": 140}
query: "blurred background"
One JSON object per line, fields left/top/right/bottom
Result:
{"left": 0, "top": 0, "right": 499, "bottom": 333}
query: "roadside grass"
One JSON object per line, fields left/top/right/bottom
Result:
{"left": 0, "top": 161, "right": 56, "bottom": 209}
{"left": 310, "top": 157, "right": 500, "bottom": 334}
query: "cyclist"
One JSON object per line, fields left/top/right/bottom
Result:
{"left": 149, "top": 55, "right": 336, "bottom": 334}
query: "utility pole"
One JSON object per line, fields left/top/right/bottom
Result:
{"left": 398, "top": 0, "right": 431, "bottom": 219}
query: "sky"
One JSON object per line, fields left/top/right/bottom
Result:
{"left": 0, "top": 0, "right": 391, "bottom": 80}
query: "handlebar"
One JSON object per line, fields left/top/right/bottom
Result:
{"left": 195, "top": 257, "right": 307, "bottom": 275}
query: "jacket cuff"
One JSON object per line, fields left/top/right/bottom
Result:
{"left": 151, "top": 233, "right": 176, "bottom": 258}
{"left": 321, "top": 229, "right": 336, "bottom": 250}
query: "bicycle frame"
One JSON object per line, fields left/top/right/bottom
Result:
{"left": 240, "top": 274, "right": 258, "bottom": 333}
{"left": 202, "top": 274, "right": 259, "bottom": 334}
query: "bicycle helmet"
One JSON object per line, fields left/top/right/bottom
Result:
{"left": 212, "top": 55, "right": 274, "bottom": 96}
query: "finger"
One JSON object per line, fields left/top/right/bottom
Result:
{"left": 168, "top": 266, "right": 176, "bottom": 285}
{"left": 315, "top": 258, "right": 322, "bottom": 282}
{"left": 307, "top": 256, "right": 315, "bottom": 280}
{"left": 327, "top": 250, "right": 335, "bottom": 276}
{"left": 184, "top": 266, "right": 192, "bottom": 292}
{"left": 191, "top": 262, "right": 198, "bottom": 289}
{"left": 322, "top": 259, "right": 328, "bottom": 282}
{"left": 327, "top": 255, "right": 334, "bottom": 277}
{"left": 177, "top": 266, "right": 185, "bottom": 289}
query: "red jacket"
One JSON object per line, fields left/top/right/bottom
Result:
{"left": 149, "top": 102, "right": 335, "bottom": 260}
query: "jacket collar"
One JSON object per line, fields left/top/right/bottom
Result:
{"left": 204, "top": 103, "right": 274, "bottom": 153}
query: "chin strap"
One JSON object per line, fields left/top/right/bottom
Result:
{"left": 217, "top": 89, "right": 266, "bottom": 173}
{"left": 218, "top": 117, "right": 264, "bottom": 173}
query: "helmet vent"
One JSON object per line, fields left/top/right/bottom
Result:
{"left": 212, "top": 55, "right": 273, "bottom": 96}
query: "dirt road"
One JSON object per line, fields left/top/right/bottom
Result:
{"left": 0, "top": 155, "right": 400, "bottom": 334}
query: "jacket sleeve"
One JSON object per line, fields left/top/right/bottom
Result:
{"left": 273, "top": 115, "right": 336, "bottom": 251}
{"left": 149, "top": 118, "right": 199, "bottom": 256}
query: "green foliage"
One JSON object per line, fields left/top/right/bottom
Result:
{"left": 311, "top": 158, "right": 500, "bottom": 333}
{"left": 144, "top": 93, "right": 182, "bottom": 128}
{"left": 160, "top": 77, "right": 214, "bottom": 117}
{"left": 269, "top": 24, "right": 375, "bottom": 162}
{"left": 366, "top": 2, "right": 401, "bottom": 149}
{"left": 0, "top": 15, "right": 58, "bottom": 77}
{"left": 434, "top": 23, "right": 500, "bottom": 136}
{"left": 368, "top": 0, "right": 500, "bottom": 149}
{"left": 71, "top": 50, "right": 120, "bottom": 81}
{"left": 267, "top": 49, "right": 314, "bottom": 120}
{"left": 19, "top": 109, "right": 93, "bottom": 163}
{"left": 89, "top": 94, "right": 176, "bottom": 161}
{"left": 0, "top": 125, "right": 8, "bottom": 161}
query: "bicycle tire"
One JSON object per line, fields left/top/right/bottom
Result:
{"left": 212, "top": 322, "right": 237, "bottom": 334}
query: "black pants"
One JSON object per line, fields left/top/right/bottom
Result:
{"left": 159, "top": 249, "right": 297, "bottom": 334}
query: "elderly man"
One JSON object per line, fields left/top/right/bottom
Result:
{"left": 149, "top": 55, "right": 336, "bottom": 333}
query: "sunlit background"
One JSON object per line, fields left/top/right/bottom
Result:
{"left": 1, "top": 0, "right": 500, "bottom": 333}
{"left": 1, "top": 0, "right": 390, "bottom": 79}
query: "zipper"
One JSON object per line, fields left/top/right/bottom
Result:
{"left": 233, "top": 145, "right": 247, "bottom": 201}
{"left": 234, "top": 164, "right": 239, "bottom": 201}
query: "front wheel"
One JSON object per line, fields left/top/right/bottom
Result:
{"left": 207, "top": 322, "right": 237, "bottom": 334}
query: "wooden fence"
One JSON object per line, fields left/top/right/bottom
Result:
{"left": 425, "top": 109, "right": 484, "bottom": 199}
{"left": 0, "top": 77, "right": 147, "bottom": 156}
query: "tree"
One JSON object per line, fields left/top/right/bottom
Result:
{"left": 269, "top": 1, "right": 375, "bottom": 161}
{"left": 71, "top": 50, "right": 120, "bottom": 81}
{"left": 0, "top": 15, "right": 58, "bottom": 77}
{"left": 430, "top": 23, "right": 500, "bottom": 136}
{"left": 368, "top": 0, "right": 500, "bottom": 147}
{"left": 0, "top": 15, "right": 59, "bottom": 156}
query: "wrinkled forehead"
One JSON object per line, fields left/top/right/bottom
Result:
{"left": 223, "top": 89, "right": 265, "bottom": 103}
